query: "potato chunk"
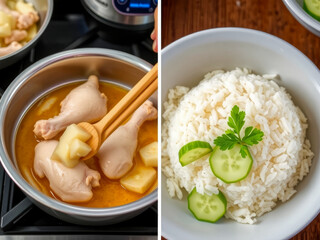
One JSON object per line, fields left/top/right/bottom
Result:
{"left": 37, "top": 97, "right": 58, "bottom": 116}
{"left": 51, "top": 124, "right": 92, "bottom": 168}
{"left": 6, "top": 0, "right": 16, "bottom": 10}
{"left": 26, "top": 24, "right": 37, "bottom": 42}
{"left": 0, "top": 12, "right": 7, "bottom": 26}
{"left": 0, "top": 23, "right": 11, "bottom": 38}
{"left": 16, "top": 1, "right": 36, "bottom": 14}
{"left": 0, "top": 11, "right": 13, "bottom": 28}
{"left": 120, "top": 165, "right": 156, "bottom": 194}
{"left": 139, "top": 142, "right": 158, "bottom": 167}
{"left": 69, "top": 138, "right": 92, "bottom": 161}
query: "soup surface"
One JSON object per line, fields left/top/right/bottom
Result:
{"left": 15, "top": 81, "right": 158, "bottom": 208}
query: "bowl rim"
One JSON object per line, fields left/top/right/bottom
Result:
{"left": 0, "top": 0, "right": 54, "bottom": 61}
{"left": 162, "top": 27, "right": 320, "bottom": 78}
{"left": 282, "top": 0, "right": 320, "bottom": 34}
{"left": 0, "top": 48, "right": 157, "bottom": 217}
{"left": 161, "top": 27, "right": 320, "bottom": 240}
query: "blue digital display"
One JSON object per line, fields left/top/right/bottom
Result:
{"left": 129, "top": 3, "right": 150, "bottom": 8}
{"left": 114, "top": 0, "right": 156, "bottom": 14}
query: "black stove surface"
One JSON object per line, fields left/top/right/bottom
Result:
{"left": 0, "top": 0, "right": 157, "bottom": 238}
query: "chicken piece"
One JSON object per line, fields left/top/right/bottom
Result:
{"left": 0, "top": 0, "right": 39, "bottom": 30}
{"left": 16, "top": 11, "right": 38, "bottom": 30}
{"left": 97, "top": 100, "right": 157, "bottom": 180}
{"left": 34, "top": 75, "right": 107, "bottom": 140}
{"left": 4, "top": 29, "right": 27, "bottom": 44}
{"left": 0, "top": 41, "right": 21, "bottom": 56}
{"left": 34, "top": 140, "right": 101, "bottom": 202}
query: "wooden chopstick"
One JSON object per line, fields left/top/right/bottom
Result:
{"left": 94, "top": 64, "right": 158, "bottom": 136}
{"left": 102, "top": 77, "right": 158, "bottom": 140}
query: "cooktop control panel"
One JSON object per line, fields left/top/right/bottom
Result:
{"left": 113, "top": 0, "right": 157, "bottom": 15}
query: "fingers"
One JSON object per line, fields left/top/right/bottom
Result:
{"left": 151, "top": 7, "right": 158, "bottom": 52}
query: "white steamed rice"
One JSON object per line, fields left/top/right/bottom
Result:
{"left": 162, "top": 68, "right": 314, "bottom": 224}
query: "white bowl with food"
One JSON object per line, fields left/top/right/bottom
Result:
{"left": 161, "top": 28, "right": 320, "bottom": 240}
{"left": 282, "top": 0, "right": 320, "bottom": 37}
{"left": 0, "top": 0, "right": 53, "bottom": 69}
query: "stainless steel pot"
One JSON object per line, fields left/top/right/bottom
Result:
{"left": 0, "top": 48, "right": 157, "bottom": 225}
{"left": 0, "top": 0, "right": 53, "bottom": 69}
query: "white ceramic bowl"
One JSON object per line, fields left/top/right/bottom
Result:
{"left": 282, "top": 0, "right": 320, "bottom": 37}
{"left": 161, "top": 28, "right": 320, "bottom": 240}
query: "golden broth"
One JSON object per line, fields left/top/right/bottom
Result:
{"left": 15, "top": 81, "right": 158, "bottom": 208}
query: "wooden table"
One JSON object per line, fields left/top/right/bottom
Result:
{"left": 161, "top": 0, "right": 320, "bottom": 239}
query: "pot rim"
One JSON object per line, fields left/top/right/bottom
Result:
{"left": 0, "top": 48, "right": 157, "bottom": 217}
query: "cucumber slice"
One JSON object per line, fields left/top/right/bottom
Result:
{"left": 179, "top": 141, "right": 213, "bottom": 166}
{"left": 304, "top": 0, "right": 320, "bottom": 21}
{"left": 209, "top": 144, "right": 253, "bottom": 183}
{"left": 188, "top": 187, "right": 227, "bottom": 223}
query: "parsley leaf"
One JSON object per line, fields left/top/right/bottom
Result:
{"left": 227, "top": 105, "right": 245, "bottom": 137}
{"left": 214, "top": 133, "right": 239, "bottom": 150}
{"left": 239, "top": 145, "right": 248, "bottom": 158}
{"left": 214, "top": 105, "right": 264, "bottom": 158}
{"left": 242, "top": 127, "right": 264, "bottom": 146}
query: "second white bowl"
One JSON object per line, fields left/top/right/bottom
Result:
{"left": 282, "top": 0, "right": 320, "bottom": 37}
